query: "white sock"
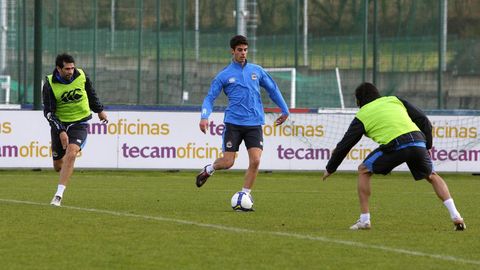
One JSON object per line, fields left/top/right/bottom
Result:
{"left": 443, "top": 198, "right": 462, "bottom": 220}
{"left": 360, "top": 213, "right": 370, "bottom": 223}
{"left": 242, "top": 188, "right": 251, "bottom": 194}
{"left": 206, "top": 164, "right": 215, "bottom": 175}
{"left": 55, "top": 184, "right": 66, "bottom": 198}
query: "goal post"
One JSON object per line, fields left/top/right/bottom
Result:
{"left": 0, "top": 75, "right": 20, "bottom": 109}
{"left": 265, "top": 68, "right": 344, "bottom": 109}
{"left": 0, "top": 75, "right": 10, "bottom": 104}
{"left": 265, "top": 67, "right": 296, "bottom": 108}
{"left": 265, "top": 108, "right": 480, "bottom": 172}
{"left": 335, "top": 67, "right": 345, "bottom": 109}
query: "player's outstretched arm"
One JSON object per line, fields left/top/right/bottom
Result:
{"left": 199, "top": 119, "right": 208, "bottom": 134}
{"left": 98, "top": 111, "right": 108, "bottom": 123}
{"left": 275, "top": 114, "right": 288, "bottom": 126}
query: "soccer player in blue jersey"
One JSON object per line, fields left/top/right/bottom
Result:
{"left": 196, "top": 35, "right": 290, "bottom": 210}
{"left": 323, "top": 82, "right": 465, "bottom": 231}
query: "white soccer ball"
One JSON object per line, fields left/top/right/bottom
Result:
{"left": 230, "top": 191, "right": 254, "bottom": 211}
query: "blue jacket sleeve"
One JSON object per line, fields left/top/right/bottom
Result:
{"left": 260, "top": 69, "right": 290, "bottom": 115}
{"left": 201, "top": 76, "right": 223, "bottom": 119}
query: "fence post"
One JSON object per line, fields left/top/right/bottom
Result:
{"left": 372, "top": 0, "right": 378, "bottom": 85}
{"left": 156, "top": 0, "right": 161, "bottom": 104}
{"left": 362, "top": 0, "right": 368, "bottom": 82}
{"left": 33, "top": 0, "right": 42, "bottom": 110}
{"left": 93, "top": 0, "right": 97, "bottom": 83}
{"left": 136, "top": 0, "right": 143, "bottom": 105}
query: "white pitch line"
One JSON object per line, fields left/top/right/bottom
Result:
{"left": 1, "top": 198, "right": 479, "bottom": 266}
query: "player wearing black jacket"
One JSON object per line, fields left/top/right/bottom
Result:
{"left": 43, "top": 67, "right": 104, "bottom": 134}
{"left": 42, "top": 53, "right": 108, "bottom": 207}
{"left": 322, "top": 82, "right": 465, "bottom": 231}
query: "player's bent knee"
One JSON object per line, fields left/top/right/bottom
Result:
{"left": 358, "top": 163, "right": 368, "bottom": 172}
{"left": 64, "top": 145, "right": 80, "bottom": 160}
{"left": 250, "top": 157, "right": 261, "bottom": 166}
{"left": 66, "top": 151, "right": 78, "bottom": 159}
{"left": 425, "top": 172, "right": 440, "bottom": 183}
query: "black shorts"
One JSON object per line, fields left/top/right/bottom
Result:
{"left": 51, "top": 122, "right": 88, "bottom": 160}
{"left": 363, "top": 142, "right": 433, "bottom": 180}
{"left": 222, "top": 123, "right": 263, "bottom": 152}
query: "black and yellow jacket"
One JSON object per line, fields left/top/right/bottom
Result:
{"left": 326, "top": 96, "right": 432, "bottom": 173}
{"left": 42, "top": 68, "right": 104, "bottom": 133}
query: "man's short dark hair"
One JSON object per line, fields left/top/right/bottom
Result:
{"left": 230, "top": 35, "right": 248, "bottom": 49}
{"left": 355, "top": 82, "right": 381, "bottom": 107}
{"left": 55, "top": 53, "right": 75, "bottom": 68}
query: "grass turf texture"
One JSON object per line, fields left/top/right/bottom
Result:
{"left": 0, "top": 170, "right": 478, "bottom": 269}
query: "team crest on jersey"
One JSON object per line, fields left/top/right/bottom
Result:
{"left": 251, "top": 73, "right": 257, "bottom": 80}
{"left": 228, "top": 77, "right": 236, "bottom": 83}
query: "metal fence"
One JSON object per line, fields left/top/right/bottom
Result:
{"left": 1, "top": 0, "right": 479, "bottom": 109}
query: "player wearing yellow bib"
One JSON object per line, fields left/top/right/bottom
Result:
{"left": 42, "top": 53, "right": 108, "bottom": 207}
{"left": 323, "top": 82, "right": 465, "bottom": 231}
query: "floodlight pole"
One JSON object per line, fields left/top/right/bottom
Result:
{"left": 111, "top": 0, "right": 115, "bottom": 52}
{"left": 437, "top": 0, "right": 447, "bottom": 109}
{"left": 195, "top": 0, "right": 199, "bottom": 61}
{"left": 440, "top": 0, "right": 447, "bottom": 72}
{"left": 303, "top": 0, "right": 308, "bottom": 66}
{"left": 235, "top": 0, "right": 247, "bottom": 36}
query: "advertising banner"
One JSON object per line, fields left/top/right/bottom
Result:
{"left": 0, "top": 111, "right": 478, "bottom": 172}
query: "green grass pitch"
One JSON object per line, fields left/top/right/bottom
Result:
{"left": 0, "top": 169, "right": 479, "bottom": 269}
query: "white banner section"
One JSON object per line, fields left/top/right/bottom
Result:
{"left": 0, "top": 111, "right": 479, "bottom": 172}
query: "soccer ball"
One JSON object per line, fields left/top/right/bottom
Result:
{"left": 230, "top": 191, "right": 254, "bottom": 211}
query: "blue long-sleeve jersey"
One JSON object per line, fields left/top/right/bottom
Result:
{"left": 201, "top": 60, "right": 290, "bottom": 126}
